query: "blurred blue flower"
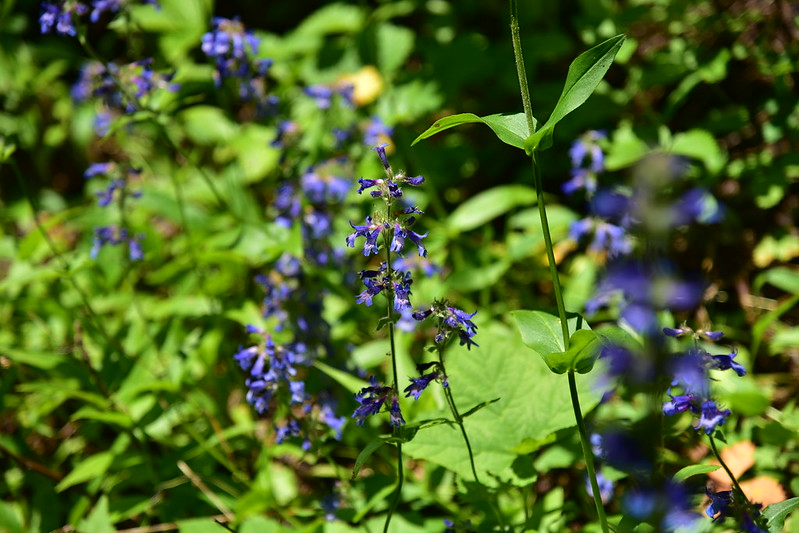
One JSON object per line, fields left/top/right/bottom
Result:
{"left": 40, "top": 1, "right": 88, "bottom": 36}
{"left": 363, "top": 116, "right": 394, "bottom": 147}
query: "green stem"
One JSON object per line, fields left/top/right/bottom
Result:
{"left": 708, "top": 434, "right": 747, "bottom": 499}
{"left": 383, "top": 209, "right": 403, "bottom": 533}
{"left": 531, "top": 152, "right": 570, "bottom": 348}
{"left": 437, "top": 350, "right": 479, "bottom": 483}
{"left": 510, "top": 4, "right": 606, "bottom": 530}
{"left": 569, "top": 371, "right": 609, "bottom": 532}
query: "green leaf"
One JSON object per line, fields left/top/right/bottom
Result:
{"left": 1, "top": 346, "right": 68, "bottom": 370}
{"left": 447, "top": 184, "right": 537, "bottom": 232}
{"left": 376, "top": 22, "right": 415, "bottom": 76}
{"left": 754, "top": 266, "right": 799, "bottom": 294}
{"left": 544, "top": 329, "right": 601, "bottom": 375}
{"left": 56, "top": 452, "right": 115, "bottom": 492}
{"left": 71, "top": 406, "right": 133, "bottom": 429}
{"left": 352, "top": 438, "right": 387, "bottom": 480}
{"left": 314, "top": 360, "right": 368, "bottom": 395}
{"left": 672, "top": 464, "right": 721, "bottom": 483}
{"left": 76, "top": 495, "right": 114, "bottom": 533}
{"left": 764, "top": 496, "right": 799, "bottom": 532}
{"left": 511, "top": 310, "right": 595, "bottom": 374}
{"left": 525, "top": 34, "right": 625, "bottom": 153}
{"left": 403, "top": 321, "right": 600, "bottom": 485}
{"left": 412, "top": 112, "right": 533, "bottom": 149}
{"left": 670, "top": 128, "right": 726, "bottom": 175}
{"left": 461, "top": 397, "right": 501, "bottom": 418}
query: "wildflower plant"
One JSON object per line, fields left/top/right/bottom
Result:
{"left": 6, "top": 2, "right": 799, "bottom": 533}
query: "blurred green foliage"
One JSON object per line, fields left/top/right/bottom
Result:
{"left": 1, "top": 0, "right": 797, "bottom": 531}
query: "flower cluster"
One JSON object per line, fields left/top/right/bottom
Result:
{"left": 84, "top": 162, "right": 144, "bottom": 260}
{"left": 72, "top": 58, "right": 179, "bottom": 127}
{"left": 563, "top": 130, "right": 605, "bottom": 196}
{"left": 564, "top": 132, "right": 634, "bottom": 259}
{"left": 353, "top": 377, "right": 404, "bottom": 427}
{"left": 412, "top": 302, "right": 478, "bottom": 350}
{"left": 587, "top": 259, "right": 705, "bottom": 334}
{"left": 234, "top": 326, "right": 345, "bottom": 449}
{"left": 662, "top": 328, "right": 745, "bottom": 435}
{"left": 304, "top": 83, "right": 354, "bottom": 110}
{"left": 275, "top": 157, "right": 352, "bottom": 266}
{"left": 201, "top": 17, "right": 275, "bottom": 108}
{"left": 40, "top": 0, "right": 158, "bottom": 37}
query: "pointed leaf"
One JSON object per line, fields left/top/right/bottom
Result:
{"left": 672, "top": 464, "right": 721, "bottom": 483}
{"left": 412, "top": 112, "right": 533, "bottom": 149}
{"left": 461, "top": 397, "right": 501, "bottom": 419}
{"left": 56, "top": 452, "right": 114, "bottom": 492}
{"left": 352, "top": 438, "right": 386, "bottom": 480}
{"left": 525, "top": 35, "right": 625, "bottom": 153}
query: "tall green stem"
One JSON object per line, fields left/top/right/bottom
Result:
{"left": 510, "top": 2, "right": 607, "bottom": 531}
{"left": 569, "top": 371, "right": 609, "bottom": 531}
{"left": 383, "top": 206, "right": 403, "bottom": 533}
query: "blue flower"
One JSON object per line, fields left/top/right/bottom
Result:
{"left": 709, "top": 347, "right": 746, "bottom": 376}
{"left": 346, "top": 216, "right": 386, "bottom": 256}
{"left": 694, "top": 400, "right": 731, "bottom": 434}
{"left": 404, "top": 364, "right": 440, "bottom": 400}
{"left": 569, "top": 130, "right": 606, "bottom": 173}
{"left": 389, "top": 398, "right": 405, "bottom": 427}
{"left": 352, "top": 377, "right": 391, "bottom": 426}
{"left": 390, "top": 221, "right": 428, "bottom": 257}
{"left": 363, "top": 116, "right": 393, "bottom": 147}
{"left": 706, "top": 490, "right": 733, "bottom": 519}
{"left": 585, "top": 470, "right": 614, "bottom": 504}
{"left": 413, "top": 303, "right": 479, "bottom": 349}
{"left": 40, "top": 1, "right": 89, "bottom": 36}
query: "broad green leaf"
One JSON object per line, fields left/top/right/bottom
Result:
{"left": 511, "top": 310, "right": 589, "bottom": 356}
{"left": 56, "top": 452, "right": 115, "bottom": 492}
{"left": 377, "top": 22, "right": 415, "bottom": 76}
{"left": 525, "top": 35, "right": 625, "bottom": 153}
{"left": 672, "top": 464, "right": 721, "bottom": 483}
{"left": 447, "top": 184, "right": 537, "bottom": 232}
{"left": 352, "top": 438, "right": 387, "bottom": 480}
{"left": 412, "top": 112, "right": 533, "bottom": 150}
{"left": 511, "top": 310, "right": 594, "bottom": 374}
{"left": 764, "top": 496, "right": 799, "bottom": 532}
{"left": 403, "top": 321, "right": 600, "bottom": 485}
{"left": 543, "top": 329, "right": 601, "bottom": 375}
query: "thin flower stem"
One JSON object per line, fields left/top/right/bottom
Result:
{"left": 438, "top": 362, "right": 510, "bottom": 531}
{"left": 569, "top": 371, "right": 609, "bottom": 532}
{"left": 437, "top": 349, "right": 480, "bottom": 483}
{"left": 708, "top": 434, "right": 747, "bottom": 500}
{"left": 383, "top": 207, "right": 403, "bottom": 533}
